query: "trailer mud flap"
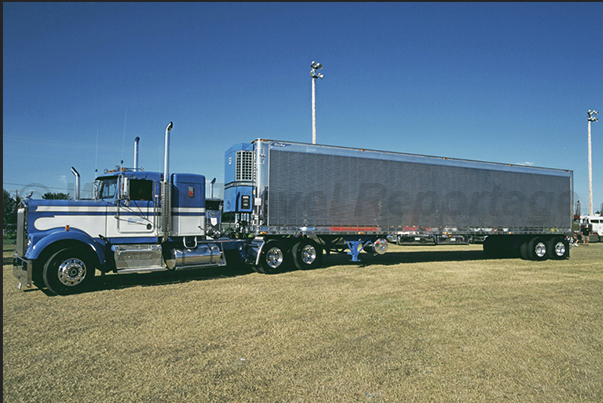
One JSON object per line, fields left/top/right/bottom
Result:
{"left": 247, "top": 238, "right": 265, "bottom": 266}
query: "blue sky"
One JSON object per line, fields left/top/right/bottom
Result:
{"left": 3, "top": 2, "right": 602, "bottom": 212}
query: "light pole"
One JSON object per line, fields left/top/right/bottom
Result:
{"left": 310, "top": 61, "right": 324, "bottom": 144}
{"left": 587, "top": 110, "right": 598, "bottom": 216}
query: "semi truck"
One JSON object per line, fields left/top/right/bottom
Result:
{"left": 578, "top": 215, "right": 602, "bottom": 242}
{"left": 13, "top": 122, "right": 574, "bottom": 295}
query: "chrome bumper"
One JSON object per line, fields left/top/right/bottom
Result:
{"left": 13, "top": 254, "right": 33, "bottom": 291}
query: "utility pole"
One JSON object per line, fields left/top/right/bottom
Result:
{"left": 587, "top": 110, "right": 598, "bottom": 216}
{"left": 310, "top": 61, "right": 324, "bottom": 144}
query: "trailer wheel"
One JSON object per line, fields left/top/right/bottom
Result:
{"left": 526, "top": 237, "right": 548, "bottom": 261}
{"left": 519, "top": 240, "right": 530, "bottom": 260}
{"left": 258, "top": 240, "right": 288, "bottom": 274}
{"left": 292, "top": 239, "right": 323, "bottom": 270}
{"left": 547, "top": 237, "right": 569, "bottom": 260}
{"left": 43, "top": 247, "right": 96, "bottom": 295}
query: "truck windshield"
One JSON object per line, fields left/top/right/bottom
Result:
{"left": 96, "top": 178, "right": 118, "bottom": 199}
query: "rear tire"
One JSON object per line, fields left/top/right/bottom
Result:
{"left": 527, "top": 237, "right": 548, "bottom": 261}
{"left": 519, "top": 240, "right": 530, "bottom": 260}
{"left": 258, "top": 240, "right": 288, "bottom": 274}
{"left": 43, "top": 247, "right": 96, "bottom": 295}
{"left": 547, "top": 237, "right": 569, "bottom": 260}
{"left": 292, "top": 239, "right": 323, "bottom": 270}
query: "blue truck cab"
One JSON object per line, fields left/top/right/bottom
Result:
{"left": 13, "top": 166, "right": 220, "bottom": 295}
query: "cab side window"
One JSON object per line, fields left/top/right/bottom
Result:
{"left": 130, "top": 179, "right": 153, "bottom": 201}
{"left": 99, "top": 178, "right": 118, "bottom": 199}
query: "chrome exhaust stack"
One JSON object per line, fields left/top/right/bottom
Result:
{"left": 161, "top": 122, "right": 173, "bottom": 240}
{"left": 133, "top": 136, "right": 140, "bottom": 170}
{"left": 209, "top": 178, "right": 216, "bottom": 199}
{"left": 163, "top": 122, "right": 173, "bottom": 180}
{"left": 71, "top": 167, "right": 80, "bottom": 200}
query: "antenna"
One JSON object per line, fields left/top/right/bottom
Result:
{"left": 94, "top": 126, "right": 99, "bottom": 177}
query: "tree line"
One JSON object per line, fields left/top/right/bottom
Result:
{"left": 3, "top": 189, "right": 71, "bottom": 230}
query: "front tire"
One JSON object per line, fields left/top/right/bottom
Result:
{"left": 43, "top": 248, "right": 96, "bottom": 295}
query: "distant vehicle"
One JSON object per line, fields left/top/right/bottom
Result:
{"left": 579, "top": 215, "right": 602, "bottom": 242}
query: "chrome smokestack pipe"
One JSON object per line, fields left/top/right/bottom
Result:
{"left": 71, "top": 167, "right": 80, "bottom": 200}
{"left": 163, "top": 122, "right": 173, "bottom": 181}
{"left": 133, "top": 136, "right": 140, "bottom": 170}
{"left": 161, "top": 122, "right": 173, "bottom": 240}
{"left": 210, "top": 178, "right": 216, "bottom": 199}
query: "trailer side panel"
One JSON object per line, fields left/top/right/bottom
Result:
{"left": 264, "top": 142, "right": 572, "bottom": 235}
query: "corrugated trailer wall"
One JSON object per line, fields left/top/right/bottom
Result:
{"left": 265, "top": 142, "right": 572, "bottom": 234}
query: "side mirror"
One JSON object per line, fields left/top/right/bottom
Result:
{"left": 119, "top": 177, "right": 131, "bottom": 202}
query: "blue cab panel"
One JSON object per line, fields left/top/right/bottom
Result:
{"left": 172, "top": 173, "right": 205, "bottom": 208}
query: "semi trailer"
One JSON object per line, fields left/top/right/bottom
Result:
{"left": 13, "top": 122, "right": 573, "bottom": 295}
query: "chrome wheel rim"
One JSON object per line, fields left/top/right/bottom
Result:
{"left": 373, "top": 238, "right": 389, "bottom": 254}
{"left": 266, "top": 247, "right": 284, "bottom": 269}
{"left": 57, "top": 258, "right": 87, "bottom": 286}
{"left": 535, "top": 242, "right": 547, "bottom": 258}
{"left": 554, "top": 242, "right": 566, "bottom": 256}
{"left": 301, "top": 245, "right": 317, "bottom": 265}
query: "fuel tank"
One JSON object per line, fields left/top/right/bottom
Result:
{"left": 168, "top": 243, "right": 225, "bottom": 270}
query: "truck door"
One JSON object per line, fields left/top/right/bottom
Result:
{"left": 94, "top": 176, "right": 118, "bottom": 238}
{"left": 116, "top": 178, "right": 157, "bottom": 235}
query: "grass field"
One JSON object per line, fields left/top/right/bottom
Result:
{"left": 3, "top": 240, "right": 603, "bottom": 402}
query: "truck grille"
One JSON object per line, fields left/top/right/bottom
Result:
{"left": 16, "top": 206, "right": 27, "bottom": 256}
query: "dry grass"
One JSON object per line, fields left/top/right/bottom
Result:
{"left": 3, "top": 240, "right": 603, "bottom": 402}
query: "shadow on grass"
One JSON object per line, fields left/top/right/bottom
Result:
{"left": 12, "top": 265, "right": 256, "bottom": 297}
{"left": 17, "top": 247, "right": 512, "bottom": 296}
{"left": 321, "top": 248, "right": 510, "bottom": 268}
{"left": 90, "top": 250, "right": 492, "bottom": 293}
{"left": 3, "top": 240, "right": 16, "bottom": 266}
{"left": 4, "top": 255, "right": 15, "bottom": 266}
{"left": 60, "top": 249, "right": 493, "bottom": 295}
{"left": 90, "top": 263, "right": 255, "bottom": 294}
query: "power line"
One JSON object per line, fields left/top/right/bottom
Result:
{"left": 4, "top": 182, "right": 68, "bottom": 189}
